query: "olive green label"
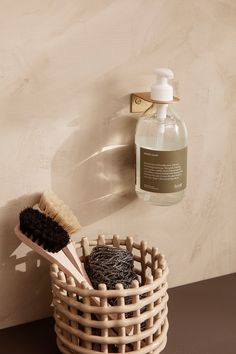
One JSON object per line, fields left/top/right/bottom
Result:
{"left": 140, "top": 147, "right": 187, "bottom": 193}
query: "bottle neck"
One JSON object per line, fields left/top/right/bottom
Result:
{"left": 155, "top": 103, "right": 168, "bottom": 120}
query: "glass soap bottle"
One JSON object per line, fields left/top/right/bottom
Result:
{"left": 135, "top": 68, "right": 188, "bottom": 206}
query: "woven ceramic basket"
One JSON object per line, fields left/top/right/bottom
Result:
{"left": 50, "top": 235, "right": 169, "bottom": 354}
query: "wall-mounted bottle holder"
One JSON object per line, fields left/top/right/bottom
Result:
{"left": 51, "top": 235, "right": 169, "bottom": 354}
{"left": 130, "top": 92, "right": 179, "bottom": 113}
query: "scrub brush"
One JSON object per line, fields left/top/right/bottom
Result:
{"left": 36, "top": 190, "right": 87, "bottom": 277}
{"left": 38, "top": 190, "right": 81, "bottom": 234}
{"left": 15, "top": 207, "right": 88, "bottom": 285}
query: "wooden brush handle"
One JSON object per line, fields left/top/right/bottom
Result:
{"left": 15, "top": 225, "right": 90, "bottom": 287}
{"left": 63, "top": 242, "right": 92, "bottom": 286}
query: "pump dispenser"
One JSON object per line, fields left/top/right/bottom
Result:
{"left": 151, "top": 68, "right": 174, "bottom": 101}
{"left": 135, "top": 68, "right": 188, "bottom": 206}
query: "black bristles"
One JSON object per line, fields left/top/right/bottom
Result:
{"left": 19, "top": 207, "right": 70, "bottom": 253}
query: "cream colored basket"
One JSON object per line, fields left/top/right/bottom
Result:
{"left": 50, "top": 235, "right": 169, "bottom": 354}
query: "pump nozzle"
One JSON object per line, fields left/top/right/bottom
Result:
{"left": 151, "top": 68, "right": 174, "bottom": 102}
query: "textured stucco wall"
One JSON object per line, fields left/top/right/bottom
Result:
{"left": 0, "top": 0, "right": 236, "bottom": 328}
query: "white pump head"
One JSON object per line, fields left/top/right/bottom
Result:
{"left": 151, "top": 68, "right": 174, "bottom": 102}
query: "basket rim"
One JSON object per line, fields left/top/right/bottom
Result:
{"left": 50, "top": 265, "right": 168, "bottom": 296}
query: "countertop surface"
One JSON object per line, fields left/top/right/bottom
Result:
{"left": 0, "top": 273, "right": 235, "bottom": 354}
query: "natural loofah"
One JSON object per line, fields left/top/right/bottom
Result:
{"left": 19, "top": 207, "right": 70, "bottom": 253}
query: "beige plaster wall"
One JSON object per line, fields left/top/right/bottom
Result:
{"left": 0, "top": 0, "right": 236, "bottom": 328}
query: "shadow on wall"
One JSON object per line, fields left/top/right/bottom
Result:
{"left": 51, "top": 79, "right": 137, "bottom": 226}
{"left": 0, "top": 194, "right": 52, "bottom": 328}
